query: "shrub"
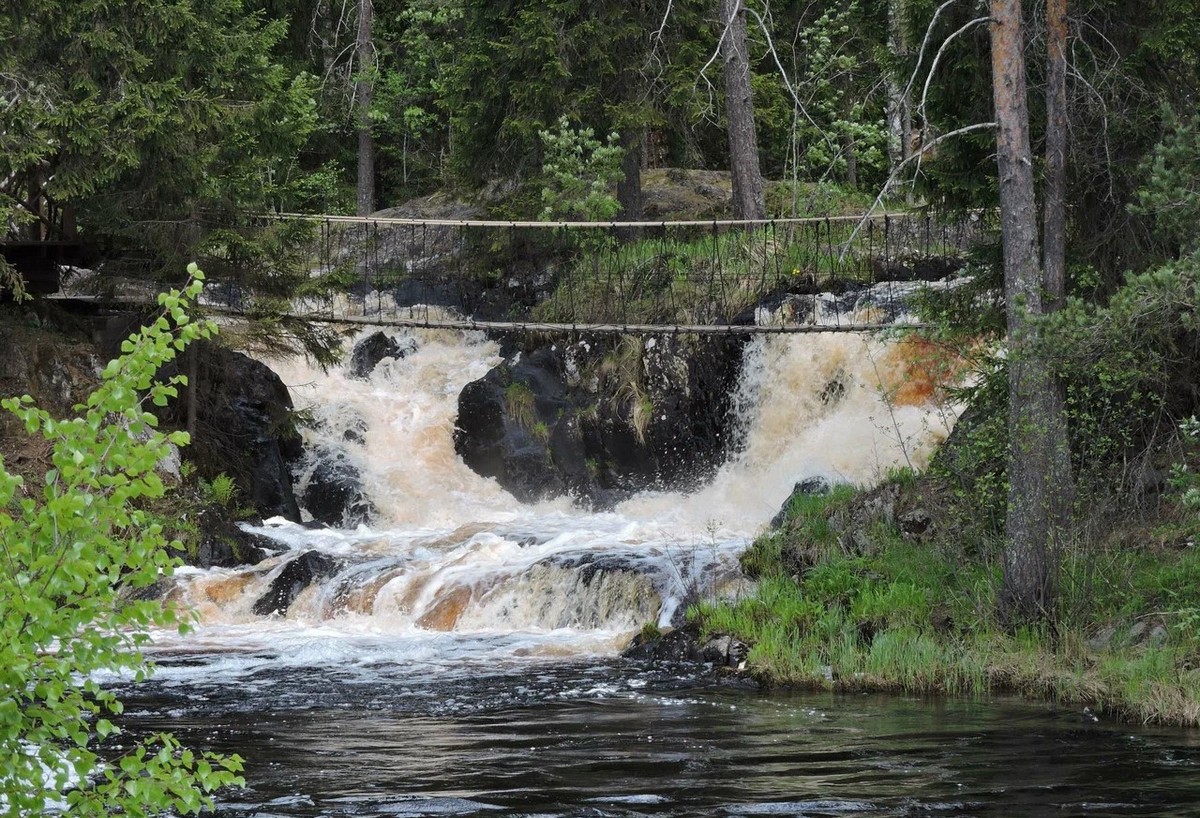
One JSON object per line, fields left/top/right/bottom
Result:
{"left": 0, "top": 265, "right": 243, "bottom": 815}
{"left": 538, "top": 116, "right": 624, "bottom": 222}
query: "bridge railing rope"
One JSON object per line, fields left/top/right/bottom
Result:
{"left": 179, "top": 210, "right": 989, "bottom": 335}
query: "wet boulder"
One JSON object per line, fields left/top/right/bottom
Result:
{"left": 770, "top": 476, "right": 834, "bottom": 528}
{"left": 178, "top": 504, "right": 284, "bottom": 569}
{"left": 454, "top": 334, "right": 745, "bottom": 507}
{"left": 623, "top": 624, "right": 706, "bottom": 662}
{"left": 348, "top": 331, "right": 418, "bottom": 379}
{"left": 154, "top": 341, "right": 304, "bottom": 522}
{"left": 623, "top": 622, "right": 751, "bottom": 669}
{"left": 251, "top": 551, "right": 343, "bottom": 616}
{"left": 299, "top": 446, "right": 374, "bottom": 528}
{"left": 454, "top": 347, "right": 590, "bottom": 503}
{"left": 567, "top": 338, "right": 737, "bottom": 499}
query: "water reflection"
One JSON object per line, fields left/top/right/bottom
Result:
{"left": 111, "top": 658, "right": 1200, "bottom": 817}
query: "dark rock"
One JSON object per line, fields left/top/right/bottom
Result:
{"left": 455, "top": 334, "right": 745, "bottom": 507}
{"left": 701, "top": 634, "right": 751, "bottom": 666}
{"left": 0, "top": 321, "right": 99, "bottom": 413}
{"left": 543, "top": 552, "right": 646, "bottom": 584}
{"left": 299, "top": 446, "right": 374, "bottom": 527}
{"left": 871, "top": 255, "right": 966, "bottom": 282}
{"left": 348, "top": 331, "right": 418, "bottom": 379}
{"left": 622, "top": 622, "right": 749, "bottom": 668}
{"left": 820, "top": 374, "right": 847, "bottom": 406}
{"left": 829, "top": 483, "right": 901, "bottom": 555}
{"left": 623, "top": 622, "right": 706, "bottom": 662}
{"left": 776, "top": 539, "right": 824, "bottom": 579}
{"left": 898, "top": 507, "right": 933, "bottom": 541}
{"left": 122, "top": 576, "right": 178, "bottom": 603}
{"left": 342, "top": 422, "right": 367, "bottom": 446}
{"left": 179, "top": 504, "right": 282, "bottom": 569}
{"left": 454, "top": 347, "right": 581, "bottom": 503}
{"left": 251, "top": 550, "right": 343, "bottom": 616}
{"left": 770, "top": 477, "right": 833, "bottom": 528}
{"left": 155, "top": 341, "right": 303, "bottom": 522}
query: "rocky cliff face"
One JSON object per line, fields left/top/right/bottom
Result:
{"left": 1, "top": 303, "right": 306, "bottom": 554}
{"left": 0, "top": 305, "right": 102, "bottom": 490}
{"left": 153, "top": 340, "right": 304, "bottom": 522}
{"left": 454, "top": 333, "right": 746, "bottom": 507}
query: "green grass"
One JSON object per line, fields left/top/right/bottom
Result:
{"left": 503, "top": 382, "right": 538, "bottom": 432}
{"left": 530, "top": 221, "right": 892, "bottom": 326}
{"left": 694, "top": 479, "right": 1200, "bottom": 726}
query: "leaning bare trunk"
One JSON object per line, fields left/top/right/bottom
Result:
{"left": 990, "top": 0, "right": 1073, "bottom": 627}
{"left": 355, "top": 0, "right": 375, "bottom": 217}
{"left": 718, "top": 0, "right": 765, "bottom": 221}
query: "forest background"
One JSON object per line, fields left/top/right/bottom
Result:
{"left": 4, "top": 8, "right": 1200, "bottom": 813}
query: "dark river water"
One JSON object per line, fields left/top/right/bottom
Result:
{"left": 111, "top": 655, "right": 1200, "bottom": 818}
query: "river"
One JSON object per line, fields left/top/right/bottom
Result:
{"left": 113, "top": 657, "right": 1200, "bottom": 816}
{"left": 111, "top": 312, "right": 1200, "bottom": 816}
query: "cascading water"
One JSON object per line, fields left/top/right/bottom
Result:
{"left": 152, "top": 284, "right": 959, "bottom": 680}
{"left": 106, "top": 286, "right": 1200, "bottom": 818}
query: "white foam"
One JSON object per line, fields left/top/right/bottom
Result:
{"left": 157, "top": 319, "right": 958, "bottom": 676}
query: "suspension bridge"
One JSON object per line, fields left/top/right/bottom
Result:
{"left": 53, "top": 210, "right": 989, "bottom": 335}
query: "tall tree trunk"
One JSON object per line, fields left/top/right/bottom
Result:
{"left": 718, "top": 0, "right": 765, "bottom": 221}
{"left": 1043, "top": 0, "right": 1068, "bottom": 307}
{"left": 844, "top": 134, "right": 858, "bottom": 189}
{"left": 355, "top": 0, "right": 375, "bottom": 217}
{"left": 616, "top": 130, "right": 644, "bottom": 242}
{"left": 990, "top": 0, "right": 1074, "bottom": 627}
{"left": 885, "top": 0, "right": 912, "bottom": 173}
{"left": 617, "top": 130, "right": 643, "bottom": 221}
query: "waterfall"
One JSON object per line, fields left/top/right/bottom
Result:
{"left": 158, "top": 295, "right": 958, "bottom": 671}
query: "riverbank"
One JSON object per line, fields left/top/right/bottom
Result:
{"left": 691, "top": 475, "right": 1200, "bottom": 727}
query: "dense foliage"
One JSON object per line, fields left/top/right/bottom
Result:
{"left": 0, "top": 0, "right": 318, "bottom": 265}
{"left": 0, "top": 268, "right": 244, "bottom": 815}
{"left": 6, "top": 0, "right": 1197, "bottom": 235}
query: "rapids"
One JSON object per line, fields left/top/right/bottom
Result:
{"left": 115, "top": 297, "right": 1200, "bottom": 817}
{"left": 156, "top": 291, "right": 958, "bottom": 665}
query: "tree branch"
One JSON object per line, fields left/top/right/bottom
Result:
{"left": 839, "top": 121, "right": 998, "bottom": 259}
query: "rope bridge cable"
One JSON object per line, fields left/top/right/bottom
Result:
{"left": 186, "top": 209, "right": 989, "bottom": 336}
